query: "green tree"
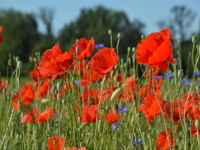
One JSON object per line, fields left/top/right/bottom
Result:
{"left": 58, "top": 6, "right": 145, "bottom": 58}
{"left": 0, "top": 9, "right": 39, "bottom": 75}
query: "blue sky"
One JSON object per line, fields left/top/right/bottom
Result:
{"left": 1, "top": 0, "right": 200, "bottom": 38}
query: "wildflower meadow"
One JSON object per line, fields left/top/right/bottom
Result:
{"left": 1, "top": 26, "right": 200, "bottom": 150}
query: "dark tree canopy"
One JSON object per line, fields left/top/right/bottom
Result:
{"left": 58, "top": 6, "right": 145, "bottom": 58}
{"left": 0, "top": 9, "right": 39, "bottom": 75}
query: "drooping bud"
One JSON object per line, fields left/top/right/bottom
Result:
{"left": 195, "top": 119, "right": 200, "bottom": 129}
{"left": 110, "top": 84, "right": 128, "bottom": 101}
{"left": 192, "top": 36, "right": 196, "bottom": 43}
{"left": 108, "top": 29, "right": 112, "bottom": 35}
{"left": 17, "top": 61, "right": 23, "bottom": 69}
{"left": 117, "top": 33, "right": 121, "bottom": 39}
{"left": 178, "top": 69, "right": 183, "bottom": 78}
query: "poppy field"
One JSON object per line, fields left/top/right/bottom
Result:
{"left": 1, "top": 26, "right": 200, "bottom": 150}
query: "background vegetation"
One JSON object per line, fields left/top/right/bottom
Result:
{"left": 0, "top": 5, "right": 199, "bottom": 77}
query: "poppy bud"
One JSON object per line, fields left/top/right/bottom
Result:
{"left": 117, "top": 33, "right": 121, "bottom": 39}
{"left": 33, "top": 58, "right": 37, "bottom": 63}
{"left": 108, "top": 29, "right": 112, "bottom": 35}
{"left": 192, "top": 36, "right": 196, "bottom": 43}
{"left": 29, "top": 57, "right": 33, "bottom": 63}
{"left": 132, "top": 47, "right": 135, "bottom": 53}
{"left": 178, "top": 69, "right": 183, "bottom": 78}
{"left": 41, "top": 98, "right": 50, "bottom": 104}
{"left": 195, "top": 119, "right": 200, "bottom": 129}
{"left": 56, "top": 83, "right": 62, "bottom": 91}
{"left": 8, "top": 58, "right": 12, "bottom": 66}
{"left": 110, "top": 84, "right": 128, "bottom": 101}
{"left": 15, "top": 56, "right": 19, "bottom": 63}
{"left": 141, "top": 35, "right": 145, "bottom": 39}
{"left": 17, "top": 61, "right": 23, "bottom": 69}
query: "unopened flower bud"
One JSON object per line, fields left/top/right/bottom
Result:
{"left": 117, "top": 33, "right": 121, "bottom": 39}
{"left": 17, "top": 61, "right": 23, "bottom": 69}
{"left": 57, "top": 83, "right": 63, "bottom": 91}
{"left": 178, "top": 69, "right": 183, "bottom": 78}
{"left": 195, "top": 119, "right": 200, "bottom": 128}
{"left": 29, "top": 57, "right": 33, "bottom": 63}
{"left": 15, "top": 57, "right": 19, "bottom": 63}
{"left": 108, "top": 29, "right": 112, "bottom": 35}
{"left": 192, "top": 36, "right": 196, "bottom": 43}
{"left": 141, "top": 35, "right": 145, "bottom": 39}
{"left": 41, "top": 98, "right": 50, "bottom": 104}
{"left": 110, "top": 84, "right": 128, "bottom": 101}
{"left": 132, "top": 47, "right": 135, "bottom": 53}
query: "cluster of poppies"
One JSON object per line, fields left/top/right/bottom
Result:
{"left": 1, "top": 25, "right": 200, "bottom": 149}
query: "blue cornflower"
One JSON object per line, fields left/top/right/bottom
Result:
{"left": 186, "top": 82, "right": 192, "bottom": 86}
{"left": 163, "top": 72, "right": 174, "bottom": 79}
{"left": 74, "top": 80, "right": 80, "bottom": 85}
{"left": 182, "top": 78, "right": 189, "bottom": 83}
{"left": 196, "top": 82, "right": 200, "bottom": 85}
{"left": 154, "top": 75, "right": 162, "bottom": 79}
{"left": 194, "top": 71, "right": 200, "bottom": 76}
{"left": 169, "top": 72, "right": 174, "bottom": 78}
{"left": 95, "top": 44, "right": 104, "bottom": 49}
{"left": 112, "top": 122, "right": 119, "bottom": 131}
{"left": 118, "top": 106, "right": 128, "bottom": 113}
{"left": 132, "top": 138, "right": 143, "bottom": 145}
{"left": 162, "top": 74, "right": 169, "bottom": 79}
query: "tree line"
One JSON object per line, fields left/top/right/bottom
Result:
{"left": 0, "top": 5, "right": 199, "bottom": 77}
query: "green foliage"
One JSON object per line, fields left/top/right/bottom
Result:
{"left": 0, "top": 9, "right": 39, "bottom": 75}
{"left": 58, "top": 5, "right": 145, "bottom": 58}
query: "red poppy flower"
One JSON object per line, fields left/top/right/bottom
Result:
{"left": 139, "top": 77, "right": 162, "bottom": 98}
{"left": 12, "top": 82, "right": 35, "bottom": 110}
{"left": 20, "top": 107, "right": 39, "bottom": 123}
{"left": 156, "top": 128, "right": 175, "bottom": 150}
{"left": 29, "top": 67, "right": 44, "bottom": 82}
{"left": 80, "top": 70, "right": 106, "bottom": 87}
{"left": 20, "top": 110, "right": 34, "bottom": 123}
{"left": 74, "top": 60, "right": 88, "bottom": 75}
{"left": 66, "top": 147, "right": 87, "bottom": 150}
{"left": 0, "top": 26, "right": 2, "bottom": 43}
{"left": 69, "top": 38, "right": 95, "bottom": 60}
{"left": 48, "top": 136, "right": 65, "bottom": 150}
{"left": 135, "top": 29, "right": 175, "bottom": 74}
{"left": 102, "top": 109, "right": 121, "bottom": 124}
{"left": 80, "top": 89, "right": 100, "bottom": 105}
{"left": 163, "top": 92, "right": 200, "bottom": 123}
{"left": 77, "top": 105, "right": 100, "bottom": 123}
{"left": 144, "top": 66, "right": 160, "bottom": 78}
{"left": 38, "top": 44, "right": 74, "bottom": 80}
{"left": 37, "top": 107, "right": 56, "bottom": 124}
{"left": 0, "top": 78, "right": 7, "bottom": 91}
{"left": 138, "top": 90, "right": 166, "bottom": 123}
{"left": 112, "top": 73, "right": 124, "bottom": 82}
{"left": 101, "top": 86, "right": 118, "bottom": 101}
{"left": 36, "top": 79, "right": 51, "bottom": 99}
{"left": 190, "top": 124, "right": 200, "bottom": 137}
{"left": 88, "top": 47, "right": 118, "bottom": 74}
